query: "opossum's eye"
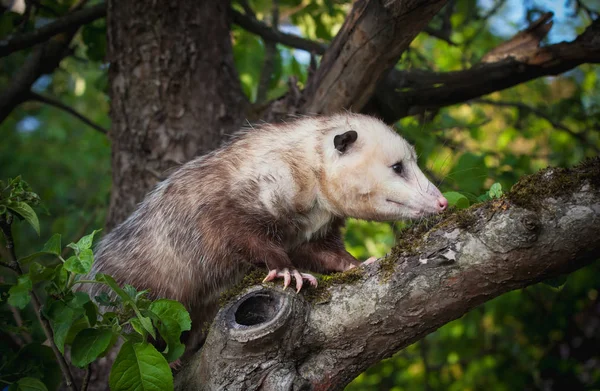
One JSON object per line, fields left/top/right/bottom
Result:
{"left": 391, "top": 162, "right": 404, "bottom": 176}
{"left": 334, "top": 130, "right": 358, "bottom": 153}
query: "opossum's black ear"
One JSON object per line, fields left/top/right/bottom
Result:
{"left": 334, "top": 130, "right": 358, "bottom": 153}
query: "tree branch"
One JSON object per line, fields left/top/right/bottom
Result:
{"left": 368, "top": 15, "right": 600, "bottom": 124}
{"left": 28, "top": 91, "right": 108, "bottom": 134}
{"left": 0, "top": 2, "right": 106, "bottom": 58}
{"left": 176, "top": 158, "right": 600, "bottom": 390}
{"left": 231, "top": 8, "right": 326, "bottom": 54}
{"left": 301, "top": 0, "right": 449, "bottom": 114}
{"left": 0, "top": 7, "right": 84, "bottom": 125}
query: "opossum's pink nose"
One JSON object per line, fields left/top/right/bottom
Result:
{"left": 437, "top": 196, "right": 448, "bottom": 211}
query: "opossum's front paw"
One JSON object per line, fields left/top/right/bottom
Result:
{"left": 262, "top": 268, "right": 318, "bottom": 293}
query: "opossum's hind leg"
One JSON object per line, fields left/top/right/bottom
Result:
{"left": 263, "top": 268, "right": 318, "bottom": 293}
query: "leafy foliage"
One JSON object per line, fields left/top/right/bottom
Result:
{"left": 0, "top": 186, "right": 189, "bottom": 390}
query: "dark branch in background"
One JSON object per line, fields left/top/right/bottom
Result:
{"left": 28, "top": 91, "right": 108, "bottom": 134}
{"left": 367, "top": 15, "right": 600, "bottom": 124}
{"left": 0, "top": 3, "right": 94, "bottom": 125}
{"left": 231, "top": 8, "right": 326, "bottom": 54}
{"left": 0, "top": 2, "right": 106, "bottom": 58}
{"left": 473, "top": 98, "right": 596, "bottom": 150}
{"left": 232, "top": 3, "right": 460, "bottom": 55}
{"left": 237, "top": 0, "right": 256, "bottom": 19}
{"left": 422, "top": 0, "right": 456, "bottom": 46}
{"left": 256, "top": 0, "right": 279, "bottom": 104}
{"left": 0, "top": 42, "right": 69, "bottom": 122}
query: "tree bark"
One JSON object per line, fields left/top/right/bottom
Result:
{"left": 106, "top": 0, "right": 247, "bottom": 229}
{"left": 301, "top": 0, "right": 448, "bottom": 115}
{"left": 175, "top": 159, "right": 600, "bottom": 390}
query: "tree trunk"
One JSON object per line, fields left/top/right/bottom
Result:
{"left": 106, "top": 0, "right": 247, "bottom": 230}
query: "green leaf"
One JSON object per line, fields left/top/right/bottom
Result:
{"left": 109, "top": 341, "right": 173, "bottom": 391}
{"left": 46, "top": 300, "right": 84, "bottom": 353}
{"left": 19, "top": 234, "right": 62, "bottom": 264}
{"left": 443, "top": 192, "right": 470, "bottom": 210}
{"left": 71, "top": 328, "right": 116, "bottom": 367}
{"left": 8, "top": 377, "right": 48, "bottom": 391}
{"left": 8, "top": 275, "right": 32, "bottom": 309}
{"left": 64, "top": 316, "right": 90, "bottom": 347}
{"left": 28, "top": 262, "right": 56, "bottom": 284}
{"left": 8, "top": 201, "right": 39, "bottom": 235}
{"left": 130, "top": 318, "right": 147, "bottom": 338}
{"left": 149, "top": 299, "right": 192, "bottom": 362}
{"left": 84, "top": 300, "right": 98, "bottom": 326}
{"left": 42, "top": 233, "right": 62, "bottom": 255}
{"left": 49, "top": 265, "right": 68, "bottom": 294}
{"left": 123, "top": 284, "right": 137, "bottom": 299}
{"left": 95, "top": 291, "right": 120, "bottom": 307}
{"left": 137, "top": 315, "right": 156, "bottom": 340}
{"left": 96, "top": 274, "right": 156, "bottom": 338}
{"left": 488, "top": 182, "right": 503, "bottom": 199}
{"left": 76, "top": 229, "right": 102, "bottom": 251}
{"left": 64, "top": 249, "right": 94, "bottom": 274}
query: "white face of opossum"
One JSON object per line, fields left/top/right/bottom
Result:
{"left": 320, "top": 115, "right": 448, "bottom": 221}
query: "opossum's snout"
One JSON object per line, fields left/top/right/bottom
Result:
{"left": 420, "top": 186, "right": 448, "bottom": 215}
{"left": 384, "top": 161, "right": 448, "bottom": 220}
{"left": 437, "top": 196, "right": 449, "bottom": 211}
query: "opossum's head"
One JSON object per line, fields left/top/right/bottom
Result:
{"left": 319, "top": 114, "right": 447, "bottom": 221}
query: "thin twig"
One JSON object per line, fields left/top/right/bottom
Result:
{"left": 422, "top": 26, "right": 456, "bottom": 46}
{"left": 28, "top": 91, "right": 108, "bottom": 135}
{"left": 81, "top": 366, "right": 91, "bottom": 391}
{"left": 231, "top": 8, "right": 326, "bottom": 54}
{"left": 0, "top": 216, "right": 78, "bottom": 391}
{"left": 237, "top": 0, "right": 256, "bottom": 18}
{"left": 10, "top": 305, "right": 33, "bottom": 343}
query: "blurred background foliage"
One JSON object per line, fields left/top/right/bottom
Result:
{"left": 1, "top": 0, "right": 599, "bottom": 389}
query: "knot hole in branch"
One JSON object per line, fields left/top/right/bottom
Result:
{"left": 235, "top": 292, "right": 282, "bottom": 326}
{"left": 222, "top": 287, "right": 298, "bottom": 344}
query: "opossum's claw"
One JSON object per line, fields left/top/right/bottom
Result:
{"left": 282, "top": 268, "right": 292, "bottom": 290}
{"left": 263, "top": 269, "right": 318, "bottom": 292}
{"left": 363, "top": 256, "right": 378, "bottom": 265}
{"left": 263, "top": 269, "right": 278, "bottom": 283}
{"left": 292, "top": 269, "right": 303, "bottom": 292}
{"left": 301, "top": 272, "right": 318, "bottom": 289}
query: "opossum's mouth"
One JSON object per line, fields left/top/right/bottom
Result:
{"left": 387, "top": 199, "right": 435, "bottom": 218}
{"left": 386, "top": 199, "right": 405, "bottom": 207}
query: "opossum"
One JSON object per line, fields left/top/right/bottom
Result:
{"left": 88, "top": 113, "right": 447, "bottom": 351}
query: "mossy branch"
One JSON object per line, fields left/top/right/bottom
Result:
{"left": 177, "top": 158, "right": 600, "bottom": 390}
